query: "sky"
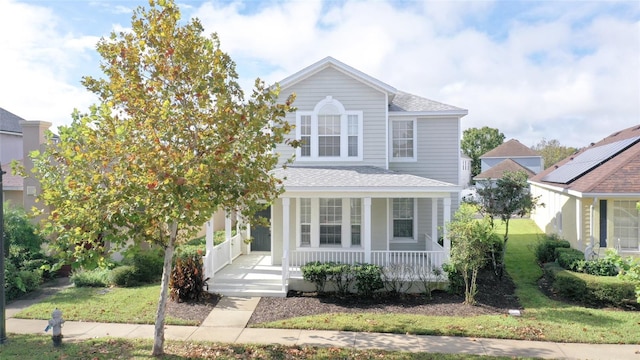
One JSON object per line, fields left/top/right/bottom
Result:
{"left": 1, "top": 0, "right": 639, "bottom": 148}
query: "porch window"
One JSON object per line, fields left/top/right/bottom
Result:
{"left": 390, "top": 119, "right": 416, "bottom": 161}
{"left": 613, "top": 200, "right": 639, "bottom": 250}
{"left": 393, "top": 198, "right": 414, "bottom": 238}
{"left": 295, "top": 96, "right": 363, "bottom": 161}
{"left": 351, "top": 198, "right": 361, "bottom": 246}
{"left": 300, "top": 198, "right": 311, "bottom": 247}
{"left": 320, "top": 198, "right": 342, "bottom": 246}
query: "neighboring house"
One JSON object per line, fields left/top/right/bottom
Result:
{"left": 0, "top": 107, "right": 51, "bottom": 210}
{"left": 474, "top": 139, "right": 542, "bottom": 187}
{"left": 204, "top": 57, "right": 467, "bottom": 295}
{"left": 460, "top": 152, "right": 472, "bottom": 188}
{"left": 529, "top": 124, "right": 640, "bottom": 258}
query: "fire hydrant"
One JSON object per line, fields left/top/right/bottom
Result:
{"left": 45, "top": 308, "right": 64, "bottom": 346}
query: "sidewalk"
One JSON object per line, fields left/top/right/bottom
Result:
{"left": 5, "top": 281, "right": 640, "bottom": 360}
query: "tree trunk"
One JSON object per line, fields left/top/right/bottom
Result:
{"left": 151, "top": 222, "right": 178, "bottom": 356}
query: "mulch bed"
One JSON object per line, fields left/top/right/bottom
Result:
{"left": 166, "top": 293, "right": 221, "bottom": 324}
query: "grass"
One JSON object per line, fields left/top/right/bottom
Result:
{"left": 0, "top": 334, "right": 535, "bottom": 360}
{"left": 252, "top": 219, "right": 640, "bottom": 344}
{"left": 13, "top": 284, "right": 196, "bottom": 326}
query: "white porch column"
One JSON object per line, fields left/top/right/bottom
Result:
{"left": 364, "top": 197, "right": 372, "bottom": 263}
{"left": 443, "top": 196, "right": 452, "bottom": 254}
{"left": 431, "top": 198, "right": 438, "bottom": 249}
{"left": 282, "top": 198, "right": 291, "bottom": 287}
{"left": 225, "top": 212, "right": 232, "bottom": 264}
{"left": 576, "top": 198, "right": 583, "bottom": 251}
{"left": 205, "top": 214, "right": 215, "bottom": 278}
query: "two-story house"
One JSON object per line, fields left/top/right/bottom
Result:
{"left": 203, "top": 57, "right": 467, "bottom": 295}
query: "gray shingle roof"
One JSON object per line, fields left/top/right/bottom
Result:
{"left": 0, "top": 108, "right": 24, "bottom": 133}
{"left": 389, "top": 91, "right": 466, "bottom": 113}
{"left": 273, "top": 166, "right": 458, "bottom": 193}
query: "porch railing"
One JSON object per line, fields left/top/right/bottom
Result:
{"left": 287, "top": 249, "right": 446, "bottom": 274}
{"left": 203, "top": 233, "right": 244, "bottom": 278}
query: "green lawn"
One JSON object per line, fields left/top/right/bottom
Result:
{"left": 13, "top": 284, "right": 195, "bottom": 326}
{"left": 252, "top": 219, "right": 640, "bottom": 344}
{"left": 0, "top": 334, "right": 535, "bottom": 360}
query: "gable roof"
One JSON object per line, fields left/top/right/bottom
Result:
{"left": 481, "top": 139, "right": 539, "bottom": 158}
{"left": 0, "top": 108, "right": 24, "bottom": 134}
{"left": 474, "top": 158, "right": 535, "bottom": 180}
{"left": 278, "top": 56, "right": 397, "bottom": 97}
{"left": 389, "top": 91, "right": 467, "bottom": 113}
{"left": 273, "top": 166, "right": 458, "bottom": 196}
{"left": 529, "top": 124, "right": 640, "bottom": 195}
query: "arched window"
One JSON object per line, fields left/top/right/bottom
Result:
{"left": 296, "top": 96, "right": 363, "bottom": 160}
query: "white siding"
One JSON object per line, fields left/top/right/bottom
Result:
{"left": 275, "top": 67, "right": 387, "bottom": 168}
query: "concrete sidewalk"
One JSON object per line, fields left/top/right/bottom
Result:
{"left": 5, "top": 282, "right": 640, "bottom": 360}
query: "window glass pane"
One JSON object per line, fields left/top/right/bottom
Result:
{"left": 351, "top": 198, "right": 361, "bottom": 246}
{"left": 320, "top": 198, "right": 341, "bottom": 245}
{"left": 318, "top": 115, "right": 340, "bottom": 157}
{"left": 300, "top": 198, "right": 311, "bottom": 247}
{"left": 393, "top": 198, "right": 414, "bottom": 238}
{"left": 613, "top": 200, "right": 639, "bottom": 250}
{"left": 392, "top": 120, "right": 414, "bottom": 158}
{"left": 300, "top": 115, "right": 311, "bottom": 157}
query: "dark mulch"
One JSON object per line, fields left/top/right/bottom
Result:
{"left": 166, "top": 293, "right": 221, "bottom": 324}
{"left": 247, "top": 269, "right": 522, "bottom": 325}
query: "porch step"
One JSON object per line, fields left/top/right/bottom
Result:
{"left": 207, "top": 278, "right": 287, "bottom": 298}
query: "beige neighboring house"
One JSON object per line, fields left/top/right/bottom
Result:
{"left": 529, "top": 124, "right": 640, "bottom": 258}
{"left": 474, "top": 138, "right": 543, "bottom": 188}
{"left": 0, "top": 107, "right": 52, "bottom": 210}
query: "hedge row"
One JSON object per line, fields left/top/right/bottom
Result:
{"left": 543, "top": 263, "right": 637, "bottom": 309}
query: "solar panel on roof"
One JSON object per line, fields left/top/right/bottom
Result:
{"left": 542, "top": 136, "right": 640, "bottom": 184}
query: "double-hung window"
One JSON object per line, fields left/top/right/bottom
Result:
{"left": 613, "top": 200, "right": 639, "bottom": 251}
{"left": 320, "top": 198, "right": 342, "bottom": 245}
{"left": 390, "top": 119, "right": 416, "bottom": 161}
{"left": 296, "top": 96, "right": 363, "bottom": 161}
{"left": 392, "top": 198, "right": 415, "bottom": 240}
{"left": 350, "top": 198, "right": 362, "bottom": 246}
{"left": 300, "top": 198, "right": 311, "bottom": 247}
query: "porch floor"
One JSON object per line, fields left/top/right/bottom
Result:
{"left": 207, "top": 252, "right": 288, "bottom": 297}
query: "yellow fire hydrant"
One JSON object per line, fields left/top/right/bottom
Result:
{"left": 45, "top": 308, "right": 64, "bottom": 346}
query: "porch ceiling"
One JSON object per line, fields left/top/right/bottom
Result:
{"left": 273, "top": 166, "right": 459, "bottom": 198}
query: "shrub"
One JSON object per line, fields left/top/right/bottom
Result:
{"left": 71, "top": 267, "right": 112, "bottom": 287}
{"left": 325, "top": 263, "right": 354, "bottom": 296}
{"left": 124, "top": 248, "right": 164, "bottom": 284}
{"left": 301, "top": 261, "right": 329, "bottom": 293}
{"left": 353, "top": 263, "right": 383, "bottom": 297}
{"left": 535, "top": 236, "right": 571, "bottom": 264}
{"left": 110, "top": 265, "right": 139, "bottom": 287}
{"left": 170, "top": 251, "right": 207, "bottom": 302}
{"left": 382, "top": 263, "right": 414, "bottom": 294}
{"left": 442, "top": 263, "right": 464, "bottom": 295}
{"left": 556, "top": 248, "right": 584, "bottom": 271}
{"left": 417, "top": 266, "right": 445, "bottom": 299}
{"left": 5, "top": 262, "right": 43, "bottom": 301}
{"left": 575, "top": 258, "right": 619, "bottom": 277}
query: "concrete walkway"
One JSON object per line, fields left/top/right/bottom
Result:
{"left": 5, "top": 280, "right": 640, "bottom": 360}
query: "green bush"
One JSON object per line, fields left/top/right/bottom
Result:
{"left": 535, "top": 236, "right": 571, "bottom": 263}
{"left": 301, "top": 261, "right": 329, "bottom": 293}
{"left": 575, "top": 258, "right": 619, "bottom": 277}
{"left": 544, "top": 263, "right": 637, "bottom": 308}
{"left": 556, "top": 248, "right": 584, "bottom": 270}
{"left": 326, "top": 263, "right": 354, "bottom": 296}
{"left": 110, "top": 265, "right": 139, "bottom": 287}
{"left": 70, "top": 267, "right": 112, "bottom": 287}
{"left": 124, "top": 248, "right": 164, "bottom": 284}
{"left": 5, "top": 262, "right": 43, "bottom": 301}
{"left": 442, "top": 263, "right": 464, "bottom": 295}
{"left": 353, "top": 264, "right": 383, "bottom": 297}
{"left": 170, "top": 252, "right": 207, "bottom": 302}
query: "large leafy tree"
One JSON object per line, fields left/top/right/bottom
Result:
{"left": 461, "top": 126, "right": 505, "bottom": 178}
{"left": 474, "top": 171, "right": 542, "bottom": 278}
{"left": 28, "top": 0, "right": 297, "bottom": 356}
{"left": 531, "top": 138, "right": 578, "bottom": 170}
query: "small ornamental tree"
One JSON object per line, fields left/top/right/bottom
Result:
{"left": 447, "top": 203, "right": 495, "bottom": 305}
{"left": 27, "top": 0, "right": 297, "bottom": 356}
{"left": 461, "top": 126, "right": 505, "bottom": 178}
{"left": 475, "top": 170, "right": 542, "bottom": 278}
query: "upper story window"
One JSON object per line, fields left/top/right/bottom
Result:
{"left": 390, "top": 119, "right": 417, "bottom": 161}
{"left": 296, "top": 96, "right": 363, "bottom": 161}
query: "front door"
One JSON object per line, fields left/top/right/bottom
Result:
{"left": 252, "top": 206, "right": 271, "bottom": 251}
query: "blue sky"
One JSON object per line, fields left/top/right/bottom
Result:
{"left": 1, "top": 0, "right": 639, "bottom": 148}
